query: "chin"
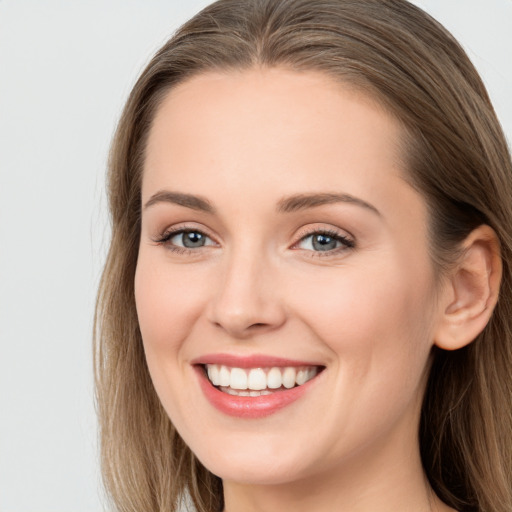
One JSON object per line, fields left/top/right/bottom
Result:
{"left": 202, "top": 454, "right": 307, "bottom": 486}
{"left": 187, "top": 430, "right": 322, "bottom": 486}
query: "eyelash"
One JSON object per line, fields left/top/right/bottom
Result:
{"left": 152, "top": 226, "right": 355, "bottom": 257}
{"left": 294, "top": 228, "right": 355, "bottom": 257}
{"left": 152, "top": 227, "right": 214, "bottom": 255}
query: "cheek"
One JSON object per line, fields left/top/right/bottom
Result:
{"left": 289, "top": 256, "right": 437, "bottom": 378}
{"left": 133, "top": 255, "right": 214, "bottom": 424}
{"left": 283, "top": 260, "right": 437, "bottom": 455}
{"left": 134, "top": 254, "right": 210, "bottom": 358}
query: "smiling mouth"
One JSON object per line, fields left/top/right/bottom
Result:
{"left": 203, "top": 364, "right": 323, "bottom": 396}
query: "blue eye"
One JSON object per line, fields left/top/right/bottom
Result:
{"left": 170, "top": 231, "right": 212, "bottom": 248}
{"left": 297, "top": 231, "right": 354, "bottom": 253}
{"left": 155, "top": 229, "right": 216, "bottom": 251}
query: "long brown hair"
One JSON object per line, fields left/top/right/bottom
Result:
{"left": 94, "top": 1, "right": 512, "bottom": 511}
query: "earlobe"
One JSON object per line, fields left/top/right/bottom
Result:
{"left": 434, "top": 225, "right": 502, "bottom": 351}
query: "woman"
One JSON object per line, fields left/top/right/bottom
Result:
{"left": 94, "top": 0, "right": 512, "bottom": 511}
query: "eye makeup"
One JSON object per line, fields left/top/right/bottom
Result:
{"left": 151, "top": 223, "right": 356, "bottom": 258}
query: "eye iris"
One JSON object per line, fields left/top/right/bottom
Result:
{"left": 312, "top": 234, "right": 337, "bottom": 251}
{"left": 182, "top": 231, "right": 205, "bottom": 248}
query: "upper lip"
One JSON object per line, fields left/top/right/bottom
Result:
{"left": 191, "top": 353, "right": 324, "bottom": 369}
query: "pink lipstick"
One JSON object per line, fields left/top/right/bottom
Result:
{"left": 192, "top": 354, "right": 324, "bottom": 419}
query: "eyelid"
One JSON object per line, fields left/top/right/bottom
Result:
{"left": 151, "top": 222, "right": 355, "bottom": 257}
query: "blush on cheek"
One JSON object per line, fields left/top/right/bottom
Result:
{"left": 298, "top": 264, "right": 435, "bottom": 368}
{"left": 135, "top": 261, "right": 212, "bottom": 356}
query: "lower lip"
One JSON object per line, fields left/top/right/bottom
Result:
{"left": 195, "top": 366, "right": 320, "bottom": 419}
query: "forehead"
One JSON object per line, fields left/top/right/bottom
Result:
{"left": 144, "top": 67, "right": 406, "bottom": 188}
{"left": 141, "top": 67, "right": 424, "bottom": 232}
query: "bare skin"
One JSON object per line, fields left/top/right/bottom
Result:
{"left": 135, "top": 67, "right": 499, "bottom": 511}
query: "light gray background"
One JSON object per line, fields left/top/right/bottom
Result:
{"left": 0, "top": 1, "right": 510, "bottom": 511}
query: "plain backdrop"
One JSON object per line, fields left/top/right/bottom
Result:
{"left": 0, "top": 1, "right": 511, "bottom": 511}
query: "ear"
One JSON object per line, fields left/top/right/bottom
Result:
{"left": 434, "top": 225, "right": 502, "bottom": 351}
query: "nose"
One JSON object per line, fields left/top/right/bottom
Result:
{"left": 207, "top": 248, "right": 287, "bottom": 339}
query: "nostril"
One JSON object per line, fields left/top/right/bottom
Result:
{"left": 208, "top": 296, "right": 287, "bottom": 337}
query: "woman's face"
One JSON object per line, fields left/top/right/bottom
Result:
{"left": 135, "top": 68, "right": 446, "bottom": 485}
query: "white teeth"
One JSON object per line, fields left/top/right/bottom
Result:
{"left": 204, "top": 364, "right": 320, "bottom": 393}
{"left": 296, "top": 369, "right": 308, "bottom": 386}
{"left": 222, "top": 388, "right": 273, "bottom": 397}
{"left": 267, "top": 367, "right": 282, "bottom": 389}
{"left": 219, "top": 365, "right": 230, "bottom": 387}
{"left": 308, "top": 367, "right": 319, "bottom": 382}
{"left": 247, "top": 368, "right": 267, "bottom": 390}
{"left": 282, "top": 367, "right": 296, "bottom": 389}
{"left": 207, "top": 365, "right": 220, "bottom": 386}
{"left": 230, "top": 367, "right": 248, "bottom": 390}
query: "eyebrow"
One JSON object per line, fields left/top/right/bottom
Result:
{"left": 143, "top": 190, "right": 380, "bottom": 216}
{"left": 276, "top": 192, "right": 381, "bottom": 216}
{"left": 144, "top": 190, "right": 215, "bottom": 213}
